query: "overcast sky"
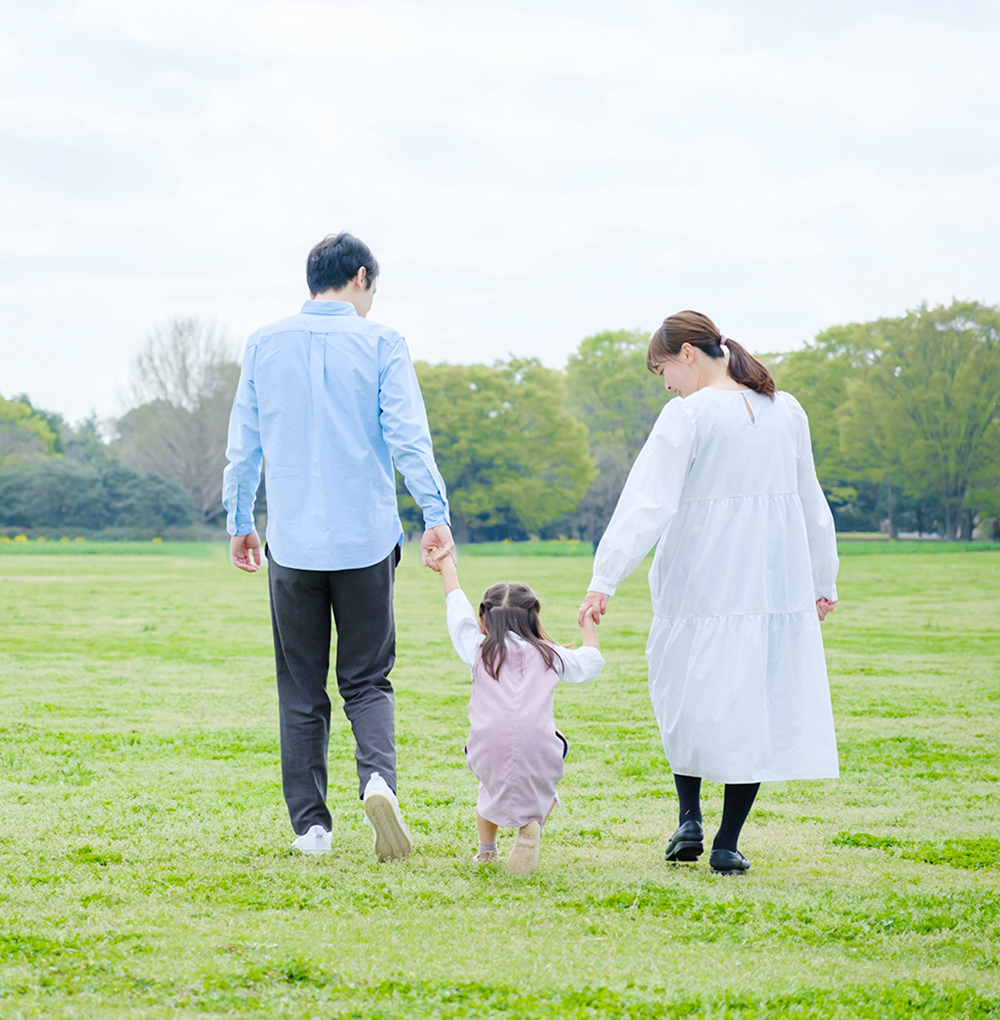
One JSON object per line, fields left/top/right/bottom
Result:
{"left": 3, "top": 0, "right": 999, "bottom": 423}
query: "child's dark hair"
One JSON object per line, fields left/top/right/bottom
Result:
{"left": 479, "top": 582, "right": 562, "bottom": 681}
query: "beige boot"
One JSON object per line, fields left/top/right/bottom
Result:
{"left": 506, "top": 820, "right": 541, "bottom": 875}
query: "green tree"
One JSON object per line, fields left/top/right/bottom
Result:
{"left": 7, "top": 393, "right": 66, "bottom": 454}
{"left": 838, "top": 301, "right": 1000, "bottom": 539}
{"left": 0, "top": 394, "right": 59, "bottom": 467}
{"left": 101, "top": 462, "right": 196, "bottom": 530}
{"left": 407, "top": 359, "right": 595, "bottom": 542}
{"left": 0, "top": 461, "right": 106, "bottom": 529}
{"left": 564, "top": 330, "right": 666, "bottom": 455}
{"left": 63, "top": 414, "right": 114, "bottom": 464}
{"left": 561, "top": 330, "right": 668, "bottom": 540}
{"left": 7, "top": 397, "right": 118, "bottom": 466}
{"left": 561, "top": 444, "right": 634, "bottom": 544}
{"left": 0, "top": 460, "right": 194, "bottom": 532}
{"left": 769, "top": 326, "right": 888, "bottom": 531}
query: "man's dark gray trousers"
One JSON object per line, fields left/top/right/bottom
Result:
{"left": 266, "top": 545, "right": 400, "bottom": 835}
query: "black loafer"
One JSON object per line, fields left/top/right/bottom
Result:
{"left": 709, "top": 848, "right": 751, "bottom": 875}
{"left": 664, "top": 820, "right": 704, "bottom": 862}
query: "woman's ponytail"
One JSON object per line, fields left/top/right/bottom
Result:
{"left": 722, "top": 337, "right": 775, "bottom": 397}
{"left": 647, "top": 310, "right": 775, "bottom": 398}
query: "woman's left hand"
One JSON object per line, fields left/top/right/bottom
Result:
{"left": 578, "top": 591, "right": 609, "bottom": 627}
{"left": 816, "top": 597, "right": 836, "bottom": 622}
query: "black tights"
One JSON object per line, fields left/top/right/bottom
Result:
{"left": 673, "top": 774, "right": 760, "bottom": 852}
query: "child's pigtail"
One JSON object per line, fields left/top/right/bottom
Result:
{"left": 479, "top": 582, "right": 563, "bottom": 680}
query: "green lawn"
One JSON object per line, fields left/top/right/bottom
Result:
{"left": 1, "top": 544, "right": 998, "bottom": 1018}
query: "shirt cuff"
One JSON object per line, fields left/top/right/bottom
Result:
{"left": 587, "top": 575, "right": 617, "bottom": 597}
{"left": 421, "top": 494, "right": 451, "bottom": 529}
{"left": 228, "top": 517, "right": 255, "bottom": 537}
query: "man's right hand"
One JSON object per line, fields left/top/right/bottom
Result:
{"left": 420, "top": 524, "right": 455, "bottom": 568}
{"left": 231, "top": 530, "right": 262, "bottom": 572}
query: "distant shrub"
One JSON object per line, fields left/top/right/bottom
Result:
{"left": 0, "top": 459, "right": 195, "bottom": 532}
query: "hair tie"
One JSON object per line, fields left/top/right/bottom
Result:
{"left": 718, "top": 336, "right": 731, "bottom": 365}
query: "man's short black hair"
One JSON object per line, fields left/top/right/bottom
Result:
{"left": 306, "top": 232, "right": 379, "bottom": 295}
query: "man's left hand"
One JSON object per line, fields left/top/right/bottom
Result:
{"left": 421, "top": 524, "right": 455, "bottom": 568}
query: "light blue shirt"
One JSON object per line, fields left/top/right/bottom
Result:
{"left": 223, "top": 300, "right": 449, "bottom": 571}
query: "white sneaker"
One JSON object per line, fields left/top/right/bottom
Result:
{"left": 362, "top": 772, "right": 412, "bottom": 862}
{"left": 291, "top": 823, "right": 332, "bottom": 855}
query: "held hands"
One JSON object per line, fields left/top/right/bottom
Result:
{"left": 816, "top": 597, "right": 836, "bottom": 622}
{"left": 580, "top": 603, "right": 601, "bottom": 648}
{"left": 421, "top": 525, "right": 458, "bottom": 601}
{"left": 426, "top": 547, "right": 457, "bottom": 574}
{"left": 421, "top": 525, "right": 456, "bottom": 570}
{"left": 230, "top": 530, "right": 262, "bottom": 573}
{"left": 578, "top": 591, "right": 608, "bottom": 627}
{"left": 427, "top": 539, "right": 460, "bottom": 595}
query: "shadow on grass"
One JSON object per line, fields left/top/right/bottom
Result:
{"left": 833, "top": 832, "right": 1000, "bottom": 872}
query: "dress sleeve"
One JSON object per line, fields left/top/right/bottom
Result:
{"left": 588, "top": 397, "right": 695, "bottom": 596}
{"left": 780, "top": 392, "right": 839, "bottom": 601}
{"left": 445, "top": 588, "right": 484, "bottom": 667}
{"left": 554, "top": 646, "right": 606, "bottom": 685}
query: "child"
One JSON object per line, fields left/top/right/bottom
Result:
{"left": 433, "top": 553, "right": 605, "bottom": 875}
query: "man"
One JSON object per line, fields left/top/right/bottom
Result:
{"left": 223, "top": 232, "right": 454, "bottom": 860}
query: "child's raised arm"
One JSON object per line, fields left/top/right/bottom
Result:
{"left": 440, "top": 554, "right": 482, "bottom": 668}
{"left": 437, "top": 551, "right": 461, "bottom": 596}
{"left": 558, "top": 604, "right": 605, "bottom": 685}
{"left": 581, "top": 605, "right": 601, "bottom": 649}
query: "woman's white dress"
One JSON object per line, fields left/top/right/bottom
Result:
{"left": 589, "top": 388, "right": 839, "bottom": 784}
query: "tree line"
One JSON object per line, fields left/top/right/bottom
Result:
{"left": 2, "top": 301, "right": 998, "bottom": 541}
{"left": 771, "top": 300, "right": 1000, "bottom": 540}
{"left": 0, "top": 318, "right": 235, "bottom": 538}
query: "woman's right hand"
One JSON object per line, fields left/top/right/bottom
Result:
{"left": 578, "top": 590, "right": 609, "bottom": 627}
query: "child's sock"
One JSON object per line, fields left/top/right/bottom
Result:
{"left": 478, "top": 841, "right": 498, "bottom": 855}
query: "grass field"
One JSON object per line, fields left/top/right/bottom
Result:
{"left": 1, "top": 543, "right": 998, "bottom": 1018}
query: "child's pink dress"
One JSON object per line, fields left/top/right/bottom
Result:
{"left": 446, "top": 589, "right": 605, "bottom": 828}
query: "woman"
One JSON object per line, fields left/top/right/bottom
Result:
{"left": 579, "top": 310, "right": 839, "bottom": 875}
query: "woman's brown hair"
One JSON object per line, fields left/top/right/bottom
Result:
{"left": 646, "top": 310, "right": 775, "bottom": 397}
{"left": 478, "top": 582, "right": 563, "bottom": 681}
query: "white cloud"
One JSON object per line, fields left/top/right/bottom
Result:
{"left": 1, "top": 1, "right": 999, "bottom": 420}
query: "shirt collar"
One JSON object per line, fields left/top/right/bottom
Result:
{"left": 301, "top": 300, "right": 358, "bottom": 316}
